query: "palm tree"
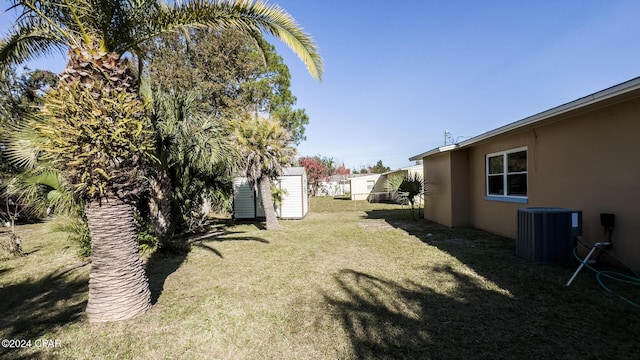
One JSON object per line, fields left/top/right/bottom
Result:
{"left": 151, "top": 91, "right": 238, "bottom": 247}
{"left": 0, "top": 0, "right": 322, "bottom": 322}
{"left": 2, "top": 115, "right": 78, "bottom": 214}
{"left": 234, "top": 116, "right": 295, "bottom": 230}
{"left": 384, "top": 173, "right": 424, "bottom": 219}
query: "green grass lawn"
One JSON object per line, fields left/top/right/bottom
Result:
{"left": 1, "top": 197, "right": 639, "bottom": 359}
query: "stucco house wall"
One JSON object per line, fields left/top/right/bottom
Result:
{"left": 424, "top": 153, "right": 453, "bottom": 226}
{"left": 413, "top": 77, "right": 640, "bottom": 270}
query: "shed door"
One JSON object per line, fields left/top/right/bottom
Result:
{"left": 255, "top": 186, "right": 266, "bottom": 218}
{"left": 233, "top": 177, "right": 256, "bottom": 219}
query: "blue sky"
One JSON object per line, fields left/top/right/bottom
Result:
{"left": 270, "top": 0, "right": 640, "bottom": 170}
{"left": 3, "top": 1, "right": 640, "bottom": 171}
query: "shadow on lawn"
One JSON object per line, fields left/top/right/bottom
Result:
{"left": 326, "top": 267, "right": 639, "bottom": 360}
{"left": 185, "top": 219, "right": 270, "bottom": 244}
{"left": 324, "top": 208, "right": 640, "bottom": 359}
{"left": 188, "top": 220, "right": 270, "bottom": 248}
{"left": 0, "top": 265, "right": 87, "bottom": 359}
{"left": 324, "top": 268, "right": 525, "bottom": 359}
{"left": 146, "top": 220, "right": 268, "bottom": 304}
{"left": 146, "top": 250, "right": 189, "bottom": 304}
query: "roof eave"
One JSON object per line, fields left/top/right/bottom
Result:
{"left": 409, "top": 76, "right": 640, "bottom": 161}
{"left": 409, "top": 144, "right": 459, "bottom": 161}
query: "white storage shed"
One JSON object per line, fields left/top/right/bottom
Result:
{"left": 233, "top": 167, "right": 309, "bottom": 220}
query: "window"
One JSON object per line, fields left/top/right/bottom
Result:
{"left": 486, "top": 147, "right": 527, "bottom": 201}
{"left": 366, "top": 180, "right": 375, "bottom": 190}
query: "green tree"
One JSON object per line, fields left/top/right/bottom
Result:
{"left": 145, "top": 30, "right": 308, "bottom": 237}
{"left": 36, "top": 83, "right": 155, "bottom": 322}
{"left": 250, "top": 36, "right": 310, "bottom": 144}
{"left": 370, "top": 160, "right": 391, "bottom": 174}
{"left": 145, "top": 29, "right": 310, "bottom": 144}
{"left": 312, "top": 155, "right": 335, "bottom": 176}
{"left": 1, "top": 66, "right": 26, "bottom": 192}
{"left": 234, "top": 116, "right": 295, "bottom": 230}
{"left": 145, "top": 30, "right": 263, "bottom": 114}
{"left": 0, "top": 0, "right": 323, "bottom": 322}
{"left": 150, "top": 91, "right": 238, "bottom": 249}
{"left": 19, "top": 68, "right": 57, "bottom": 104}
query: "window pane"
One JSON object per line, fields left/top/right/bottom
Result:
{"left": 488, "top": 175, "right": 504, "bottom": 195}
{"left": 488, "top": 155, "right": 503, "bottom": 174}
{"left": 366, "top": 180, "right": 375, "bottom": 190}
{"left": 507, "top": 151, "right": 527, "bottom": 172}
{"left": 507, "top": 174, "right": 527, "bottom": 196}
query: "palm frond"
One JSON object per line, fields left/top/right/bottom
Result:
{"left": 153, "top": 90, "right": 239, "bottom": 176}
{"left": 384, "top": 174, "right": 405, "bottom": 192}
{"left": 3, "top": 0, "right": 323, "bottom": 80}
{"left": 0, "top": 23, "right": 67, "bottom": 68}
{"left": 139, "top": 0, "right": 323, "bottom": 80}
{"left": 4, "top": 165, "right": 79, "bottom": 218}
{"left": 233, "top": 114, "right": 295, "bottom": 187}
{"left": 3, "top": 115, "right": 45, "bottom": 169}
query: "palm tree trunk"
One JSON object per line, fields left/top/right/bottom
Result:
{"left": 85, "top": 200, "right": 151, "bottom": 322}
{"left": 259, "top": 175, "right": 280, "bottom": 230}
{"left": 149, "top": 169, "right": 173, "bottom": 238}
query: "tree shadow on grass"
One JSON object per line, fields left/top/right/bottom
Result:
{"left": 364, "top": 208, "right": 530, "bottom": 288}
{"left": 146, "top": 223, "right": 269, "bottom": 304}
{"left": 0, "top": 264, "right": 88, "bottom": 360}
{"left": 188, "top": 232, "right": 269, "bottom": 244}
{"left": 351, "top": 209, "right": 640, "bottom": 359}
{"left": 146, "top": 250, "right": 189, "bottom": 305}
{"left": 325, "top": 268, "right": 527, "bottom": 359}
{"left": 325, "top": 268, "right": 639, "bottom": 360}
{"left": 191, "top": 218, "right": 270, "bottom": 244}
{"left": 231, "top": 219, "right": 267, "bottom": 230}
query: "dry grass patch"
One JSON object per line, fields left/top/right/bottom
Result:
{"left": 1, "top": 197, "right": 639, "bottom": 359}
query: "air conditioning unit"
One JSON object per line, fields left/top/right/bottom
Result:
{"left": 516, "top": 208, "right": 582, "bottom": 264}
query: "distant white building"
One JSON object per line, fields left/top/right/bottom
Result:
{"left": 367, "top": 164, "right": 425, "bottom": 203}
{"left": 317, "top": 174, "right": 350, "bottom": 197}
{"left": 385, "top": 164, "right": 424, "bottom": 179}
{"left": 344, "top": 163, "right": 424, "bottom": 203}
{"left": 348, "top": 174, "right": 382, "bottom": 201}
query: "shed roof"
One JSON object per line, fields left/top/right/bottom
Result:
{"left": 382, "top": 164, "right": 423, "bottom": 176}
{"left": 282, "top": 167, "right": 306, "bottom": 176}
{"left": 348, "top": 174, "right": 381, "bottom": 181}
{"left": 410, "top": 76, "right": 640, "bottom": 161}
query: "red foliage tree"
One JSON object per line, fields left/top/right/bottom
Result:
{"left": 334, "top": 164, "right": 350, "bottom": 177}
{"left": 298, "top": 156, "right": 329, "bottom": 196}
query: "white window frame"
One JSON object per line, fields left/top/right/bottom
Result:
{"left": 485, "top": 146, "right": 528, "bottom": 203}
{"left": 366, "top": 180, "right": 375, "bottom": 190}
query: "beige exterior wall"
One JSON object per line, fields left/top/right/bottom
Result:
{"left": 450, "top": 150, "right": 470, "bottom": 227}
{"left": 423, "top": 153, "right": 453, "bottom": 226}
{"left": 466, "top": 132, "right": 535, "bottom": 236}
{"left": 349, "top": 174, "right": 381, "bottom": 200}
{"left": 423, "top": 151, "right": 470, "bottom": 227}
{"left": 454, "top": 96, "right": 640, "bottom": 270}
